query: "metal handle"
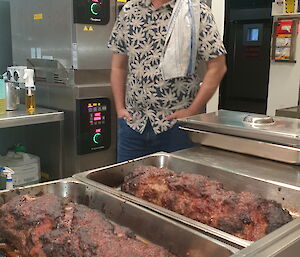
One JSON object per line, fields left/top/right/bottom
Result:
{"left": 243, "top": 115, "right": 275, "bottom": 126}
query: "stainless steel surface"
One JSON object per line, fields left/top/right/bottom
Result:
{"left": 9, "top": 0, "right": 118, "bottom": 176}
{"left": 178, "top": 110, "right": 300, "bottom": 147}
{"left": 5, "top": 82, "right": 19, "bottom": 111}
{"left": 10, "top": 0, "right": 73, "bottom": 69}
{"left": 243, "top": 115, "right": 275, "bottom": 126}
{"left": 0, "top": 179, "right": 237, "bottom": 257}
{"left": 10, "top": 0, "right": 116, "bottom": 70}
{"left": 35, "top": 82, "right": 117, "bottom": 177}
{"left": 231, "top": 219, "right": 300, "bottom": 257}
{"left": 75, "top": 22, "right": 114, "bottom": 70}
{"left": 181, "top": 127, "right": 300, "bottom": 164}
{"left": 0, "top": 104, "right": 64, "bottom": 129}
{"left": 0, "top": 104, "right": 64, "bottom": 179}
{"left": 74, "top": 152, "right": 300, "bottom": 248}
{"left": 172, "top": 146, "right": 300, "bottom": 188}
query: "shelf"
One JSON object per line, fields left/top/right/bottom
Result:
{"left": 0, "top": 105, "right": 64, "bottom": 129}
{"left": 274, "top": 59, "right": 297, "bottom": 63}
{"left": 273, "top": 13, "right": 300, "bottom": 18}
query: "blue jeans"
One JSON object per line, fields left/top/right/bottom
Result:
{"left": 117, "top": 119, "right": 194, "bottom": 162}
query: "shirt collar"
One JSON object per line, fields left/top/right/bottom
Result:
{"left": 142, "top": 0, "right": 176, "bottom": 9}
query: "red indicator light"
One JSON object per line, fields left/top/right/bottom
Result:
{"left": 95, "top": 129, "right": 101, "bottom": 133}
{"left": 94, "top": 117, "right": 101, "bottom": 121}
{"left": 94, "top": 112, "right": 101, "bottom": 117}
{"left": 92, "top": 0, "right": 99, "bottom": 2}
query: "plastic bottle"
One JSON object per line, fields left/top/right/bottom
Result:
{"left": 0, "top": 167, "right": 14, "bottom": 190}
{"left": 0, "top": 75, "right": 6, "bottom": 115}
{"left": 23, "top": 69, "right": 36, "bottom": 114}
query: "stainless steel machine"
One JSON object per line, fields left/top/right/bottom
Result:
{"left": 9, "top": 0, "right": 118, "bottom": 177}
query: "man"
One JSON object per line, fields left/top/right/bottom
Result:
{"left": 108, "top": 0, "right": 227, "bottom": 162}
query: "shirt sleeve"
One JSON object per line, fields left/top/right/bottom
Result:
{"left": 107, "top": 10, "right": 127, "bottom": 54}
{"left": 197, "top": 4, "right": 227, "bottom": 62}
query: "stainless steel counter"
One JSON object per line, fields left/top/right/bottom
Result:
{"left": 0, "top": 105, "right": 64, "bottom": 179}
{"left": 173, "top": 146, "right": 300, "bottom": 188}
{"left": 178, "top": 110, "right": 300, "bottom": 147}
{"left": 0, "top": 105, "right": 64, "bottom": 128}
{"left": 178, "top": 110, "right": 300, "bottom": 164}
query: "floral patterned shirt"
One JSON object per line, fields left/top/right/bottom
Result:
{"left": 108, "top": 0, "right": 226, "bottom": 134}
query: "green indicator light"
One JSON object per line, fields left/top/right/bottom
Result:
{"left": 93, "top": 133, "right": 101, "bottom": 144}
{"left": 90, "top": 3, "right": 99, "bottom": 15}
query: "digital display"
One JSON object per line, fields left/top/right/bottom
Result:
{"left": 88, "top": 103, "right": 107, "bottom": 126}
{"left": 77, "top": 98, "right": 111, "bottom": 155}
{"left": 73, "top": 0, "right": 110, "bottom": 25}
{"left": 247, "top": 28, "right": 259, "bottom": 41}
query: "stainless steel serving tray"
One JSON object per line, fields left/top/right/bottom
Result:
{"left": 0, "top": 178, "right": 237, "bottom": 257}
{"left": 178, "top": 110, "right": 300, "bottom": 147}
{"left": 180, "top": 127, "right": 300, "bottom": 164}
{"left": 231, "top": 218, "right": 300, "bottom": 257}
{"left": 74, "top": 153, "right": 300, "bottom": 249}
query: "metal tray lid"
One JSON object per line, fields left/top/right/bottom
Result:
{"left": 178, "top": 110, "right": 300, "bottom": 146}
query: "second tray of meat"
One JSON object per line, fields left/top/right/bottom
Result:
{"left": 74, "top": 153, "right": 300, "bottom": 248}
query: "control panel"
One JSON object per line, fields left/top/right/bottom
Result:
{"left": 76, "top": 98, "right": 111, "bottom": 155}
{"left": 73, "top": 0, "right": 110, "bottom": 25}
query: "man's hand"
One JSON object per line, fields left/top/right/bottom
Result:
{"left": 165, "top": 55, "right": 227, "bottom": 121}
{"left": 165, "top": 107, "right": 198, "bottom": 121}
{"left": 117, "top": 108, "right": 132, "bottom": 120}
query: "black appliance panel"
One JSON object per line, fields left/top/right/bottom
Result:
{"left": 73, "top": 0, "right": 110, "bottom": 25}
{"left": 76, "top": 98, "right": 111, "bottom": 155}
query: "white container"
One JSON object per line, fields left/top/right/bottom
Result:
{"left": 0, "top": 152, "right": 40, "bottom": 187}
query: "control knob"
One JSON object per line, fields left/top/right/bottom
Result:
{"left": 93, "top": 132, "right": 101, "bottom": 144}
{"left": 90, "top": 3, "right": 101, "bottom": 16}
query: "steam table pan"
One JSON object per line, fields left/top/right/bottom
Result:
{"left": 0, "top": 178, "right": 237, "bottom": 257}
{"left": 74, "top": 153, "right": 300, "bottom": 248}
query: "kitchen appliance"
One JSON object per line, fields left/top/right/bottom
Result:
{"left": 9, "top": 0, "right": 118, "bottom": 177}
{"left": 4, "top": 66, "right": 27, "bottom": 111}
{"left": 5, "top": 66, "right": 36, "bottom": 113}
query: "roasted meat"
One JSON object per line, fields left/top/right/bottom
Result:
{"left": 0, "top": 193, "right": 174, "bottom": 257}
{"left": 121, "top": 166, "right": 293, "bottom": 241}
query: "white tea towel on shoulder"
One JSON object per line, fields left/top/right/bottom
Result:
{"left": 160, "top": 0, "right": 200, "bottom": 80}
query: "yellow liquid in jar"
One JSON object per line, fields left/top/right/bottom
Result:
{"left": 0, "top": 98, "right": 6, "bottom": 115}
{"left": 26, "top": 94, "right": 36, "bottom": 114}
